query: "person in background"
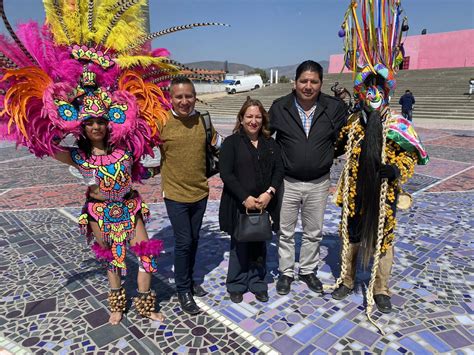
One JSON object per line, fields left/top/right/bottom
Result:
{"left": 219, "top": 97, "right": 284, "bottom": 304}
{"left": 398, "top": 90, "right": 415, "bottom": 121}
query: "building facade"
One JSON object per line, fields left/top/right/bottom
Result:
{"left": 328, "top": 29, "right": 474, "bottom": 73}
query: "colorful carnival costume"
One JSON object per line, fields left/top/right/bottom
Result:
{"left": 329, "top": 0, "right": 429, "bottom": 333}
{"left": 0, "top": 0, "right": 226, "bottom": 316}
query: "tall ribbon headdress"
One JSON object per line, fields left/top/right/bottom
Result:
{"left": 339, "top": 0, "right": 409, "bottom": 101}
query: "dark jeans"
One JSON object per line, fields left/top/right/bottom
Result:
{"left": 402, "top": 110, "right": 413, "bottom": 121}
{"left": 226, "top": 236, "right": 267, "bottom": 293}
{"left": 164, "top": 197, "right": 207, "bottom": 294}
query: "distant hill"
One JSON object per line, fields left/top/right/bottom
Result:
{"left": 185, "top": 61, "right": 255, "bottom": 74}
{"left": 184, "top": 60, "right": 329, "bottom": 78}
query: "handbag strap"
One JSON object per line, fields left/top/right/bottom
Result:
{"left": 200, "top": 111, "right": 212, "bottom": 146}
{"left": 246, "top": 208, "right": 265, "bottom": 215}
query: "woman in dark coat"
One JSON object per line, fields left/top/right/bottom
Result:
{"left": 219, "top": 97, "right": 284, "bottom": 303}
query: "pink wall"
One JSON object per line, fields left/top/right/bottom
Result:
{"left": 328, "top": 29, "right": 474, "bottom": 73}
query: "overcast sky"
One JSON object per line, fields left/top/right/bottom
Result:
{"left": 1, "top": 0, "right": 473, "bottom": 68}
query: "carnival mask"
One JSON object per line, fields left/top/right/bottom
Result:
{"left": 354, "top": 64, "right": 395, "bottom": 113}
{"left": 363, "top": 83, "right": 387, "bottom": 112}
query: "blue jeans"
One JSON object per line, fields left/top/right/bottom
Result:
{"left": 164, "top": 197, "right": 208, "bottom": 294}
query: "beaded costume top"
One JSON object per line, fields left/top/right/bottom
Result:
{"left": 71, "top": 148, "right": 133, "bottom": 201}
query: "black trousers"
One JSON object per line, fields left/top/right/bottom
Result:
{"left": 226, "top": 236, "right": 267, "bottom": 293}
{"left": 164, "top": 197, "right": 207, "bottom": 294}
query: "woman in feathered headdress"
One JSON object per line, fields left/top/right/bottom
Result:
{"left": 0, "top": 0, "right": 226, "bottom": 325}
{"left": 328, "top": 0, "right": 429, "bottom": 334}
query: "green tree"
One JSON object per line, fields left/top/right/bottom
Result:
{"left": 249, "top": 68, "right": 268, "bottom": 83}
{"left": 279, "top": 75, "right": 290, "bottom": 83}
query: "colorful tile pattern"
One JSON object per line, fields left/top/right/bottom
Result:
{"left": 0, "top": 127, "right": 473, "bottom": 354}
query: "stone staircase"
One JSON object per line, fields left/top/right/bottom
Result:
{"left": 196, "top": 67, "right": 474, "bottom": 122}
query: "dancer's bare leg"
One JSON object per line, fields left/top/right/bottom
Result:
{"left": 131, "top": 216, "right": 165, "bottom": 321}
{"left": 90, "top": 221, "right": 123, "bottom": 325}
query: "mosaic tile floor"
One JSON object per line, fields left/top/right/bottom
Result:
{"left": 0, "top": 126, "right": 473, "bottom": 354}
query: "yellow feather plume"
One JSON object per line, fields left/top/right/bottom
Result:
{"left": 43, "top": 0, "right": 149, "bottom": 51}
{"left": 43, "top": 0, "right": 69, "bottom": 45}
{"left": 94, "top": 0, "right": 148, "bottom": 51}
{"left": 116, "top": 56, "right": 180, "bottom": 72}
{"left": 61, "top": 1, "right": 82, "bottom": 43}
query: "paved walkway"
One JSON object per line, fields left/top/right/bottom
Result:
{"left": 0, "top": 123, "right": 473, "bottom": 354}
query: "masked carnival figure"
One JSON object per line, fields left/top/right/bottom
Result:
{"left": 0, "top": 0, "right": 225, "bottom": 325}
{"left": 330, "top": 0, "right": 429, "bottom": 333}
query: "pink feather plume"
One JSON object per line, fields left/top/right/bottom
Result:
{"left": 129, "top": 239, "right": 164, "bottom": 257}
{"left": 91, "top": 242, "right": 114, "bottom": 262}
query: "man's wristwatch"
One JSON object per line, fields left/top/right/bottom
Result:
{"left": 266, "top": 188, "right": 275, "bottom": 197}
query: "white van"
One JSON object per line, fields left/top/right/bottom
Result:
{"left": 225, "top": 75, "right": 263, "bottom": 94}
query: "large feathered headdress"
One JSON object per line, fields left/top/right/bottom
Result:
{"left": 339, "top": 0, "right": 409, "bottom": 101}
{"left": 0, "top": 0, "right": 227, "bottom": 160}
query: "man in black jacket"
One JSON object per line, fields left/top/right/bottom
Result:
{"left": 269, "top": 60, "right": 347, "bottom": 295}
{"left": 398, "top": 90, "right": 415, "bottom": 121}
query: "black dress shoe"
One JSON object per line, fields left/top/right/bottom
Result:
{"left": 177, "top": 292, "right": 200, "bottom": 315}
{"left": 374, "top": 294, "right": 392, "bottom": 314}
{"left": 276, "top": 275, "right": 294, "bottom": 295}
{"left": 254, "top": 290, "right": 269, "bottom": 303}
{"left": 331, "top": 284, "right": 352, "bottom": 300}
{"left": 192, "top": 284, "right": 208, "bottom": 297}
{"left": 298, "top": 273, "right": 323, "bottom": 293}
{"left": 229, "top": 292, "right": 243, "bottom": 303}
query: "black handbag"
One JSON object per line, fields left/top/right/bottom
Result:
{"left": 201, "top": 111, "right": 220, "bottom": 178}
{"left": 234, "top": 209, "right": 272, "bottom": 242}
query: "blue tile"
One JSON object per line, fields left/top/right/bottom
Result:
{"left": 400, "top": 338, "right": 433, "bottom": 354}
{"left": 419, "top": 236, "right": 440, "bottom": 244}
{"left": 253, "top": 323, "right": 270, "bottom": 334}
{"left": 220, "top": 308, "right": 244, "bottom": 323}
{"left": 418, "top": 331, "right": 451, "bottom": 353}
{"left": 294, "top": 324, "right": 322, "bottom": 343}
{"left": 224, "top": 307, "right": 246, "bottom": 321}
{"left": 398, "top": 281, "right": 413, "bottom": 289}
{"left": 397, "top": 242, "right": 416, "bottom": 251}
{"left": 209, "top": 345, "right": 218, "bottom": 352}
{"left": 329, "top": 319, "right": 356, "bottom": 337}
{"left": 415, "top": 288, "right": 432, "bottom": 297}
{"left": 315, "top": 318, "right": 331, "bottom": 329}
{"left": 297, "top": 345, "right": 316, "bottom": 355}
